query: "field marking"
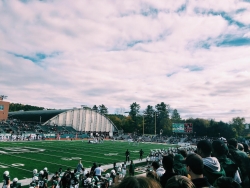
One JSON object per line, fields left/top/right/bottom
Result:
{"left": 0, "top": 161, "right": 31, "bottom": 172}
{"left": 0, "top": 153, "right": 75, "bottom": 168}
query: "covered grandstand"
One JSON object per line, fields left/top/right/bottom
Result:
{"left": 8, "top": 108, "right": 118, "bottom": 137}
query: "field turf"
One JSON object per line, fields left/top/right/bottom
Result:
{"left": 0, "top": 140, "right": 175, "bottom": 180}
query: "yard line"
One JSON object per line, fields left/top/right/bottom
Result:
{"left": 1, "top": 153, "right": 75, "bottom": 168}
{"left": 0, "top": 161, "right": 31, "bottom": 172}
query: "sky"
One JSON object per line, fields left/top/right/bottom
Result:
{"left": 1, "top": 0, "right": 250, "bottom": 123}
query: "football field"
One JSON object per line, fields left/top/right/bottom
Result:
{"left": 0, "top": 140, "right": 175, "bottom": 181}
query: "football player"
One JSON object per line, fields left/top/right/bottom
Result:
{"left": 3, "top": 171, "right": 10, "bottom": 188}
{"left": 10, "top": 178, "right": 21, "bottom": 188}
{"left": 38, "top": 170, "right": 48, "bottom": 188}
{"left": 43, "top": 167, "right": 49, "bottom": 180}
{"left": 50, "top": 172, "right": 59, "bottom": 188}
{"left": 32, "top": 169, "right": 39, "bottom": 178}
{"left": 70, "top": 171, "right": 79, "bottom": 188}
{"left": 29, "top": 176, "right": 39, "bottom": 188}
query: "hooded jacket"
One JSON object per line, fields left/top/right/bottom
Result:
{"left": 155, "top": 167, "right": 165, "bottom": 178}
{"left": 202, "top": 157, "right": 226, "bottom": 185}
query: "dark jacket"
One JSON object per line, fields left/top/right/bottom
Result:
{"left": 228, "top": 145, "right": 250, "bottom": 188}
{"left": 217, "top": 156, "right": 238, "bottom": 178}
{"left": 203, "top": 165, "right": 226, "bottom": 185}
{"left": 192, "top": 177, "right": 211, "bottom": 188}
{"left": 160, "top": 170, "right": 176, "bottom": 188}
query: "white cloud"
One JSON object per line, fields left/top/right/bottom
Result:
{"left": 0, "top": 0, "right": 250, "bottom": 123}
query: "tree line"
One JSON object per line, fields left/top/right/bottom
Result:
{"left": 106, "top": 102, "right": 247, "bottom": 139}
{"left": 9, "top": 102, "right": 247, "bottom": 139}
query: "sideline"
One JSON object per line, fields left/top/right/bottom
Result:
{"left": 0, "top": 158, "right": 148, "bottom": 187}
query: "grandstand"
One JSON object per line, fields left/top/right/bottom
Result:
{"left": 7, "top": 108, "right": 118, "bottom": 137}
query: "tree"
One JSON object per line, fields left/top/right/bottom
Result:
{"left": 143, "top": 105, "right": 155, "bottom": 134}
{"left": 128, "top": 102, "right": 140, "bottom": 132}
{"left": 171, "top": 109, "right": 181, "bottom": 123}
{"left": 155, "top": 102, "right": 171, "bottom": 135}
{"left": 92, "top": 105, "right": 98, "bottom": 112}
{"left": 230, "top": 117, "right": 245, "bottom": 136}
{"left": 98, "top": 104, "right": 108, "bottom": 114}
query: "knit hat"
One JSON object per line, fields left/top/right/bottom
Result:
{"left": 203, "top": 157, "right": 221, "bottom": 171}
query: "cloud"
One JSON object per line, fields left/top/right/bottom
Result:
{"left": 1, "top": 0, "right": 250, "bottom": 123}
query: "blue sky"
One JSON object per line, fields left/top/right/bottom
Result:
{"left": 0, "top": 0, "right": 250, "bottom": 123}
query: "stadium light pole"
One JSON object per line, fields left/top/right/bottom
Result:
{"left": 154, "top": 112, "right": 156, "bottom": 135}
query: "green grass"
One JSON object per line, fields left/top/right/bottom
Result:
{"left": 0, "top": 140, "right": 175, "bottom": 181}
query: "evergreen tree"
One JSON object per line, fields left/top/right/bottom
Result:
{"left": 171, "top": 109, "right": 181, "bottom": 123}
{"left": 98, "top": 104, "right": 108, "bottom": 114}
{"left": 92, "top": 105, "right": 98, "bottom": 112}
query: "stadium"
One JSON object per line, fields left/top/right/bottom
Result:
{"left": 1, "top": 100, "right": 250, "bottom": 188}
{"left": 7, "top": 107, "right": 118, "bottom": 138}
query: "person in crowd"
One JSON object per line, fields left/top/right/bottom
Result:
{"left": 115, "top": 176, "right": 162, "bottom": 188}
{"left": 125, "top": 149, "right": 130, "bottom": 162}
{"left": 197, "top": 140, "right": 226, "bottom": 185}
{"left": 242, "top": 143, "right": 249, "bottom": 154}
{"left": 139, "top": 149, "right": 144, "bottom": 160}
{"left": 237, "top": 143, "right": 244, "bottom": 151}
{"left": 160, "top": 155, "right": 177, "bottom": 188}
{"left": 228, "top": 138, "right": 250, "bottom": 188}
{"left": 129, "top": 160, "right": 135, "bottom": 176}
{"left": 146, "top": 171, "right": 160, "bottom": 182}
{"left": 10, "top": 178, "right": 21, "bottom": 188}
{"left": 151, "top": 161, "right": 165, "bottom": 178}
{"left": 173, "top": 154, "right": 188, "bottom": 177}
{"left": 214, "top": 176, "right": 242, "bottom": 188}
{"left": 94, "top": 164, "right": 104, "bottom": 179}
{"left": 212, "top": 140, "right": 241, "bottom": 184}
{"left": 166, "top": 175, "right": 196, "bottom": 188}
{"left": 3, "top": 171, "right": 10, "bottom": 188}
{"left": 178, "top": 149, "right": 188, "bottom": 158}
{"left": 183, "top": 153, "right": 211, "bottom": 188}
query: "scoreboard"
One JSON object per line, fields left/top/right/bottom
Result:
{"left": 184, "top": 123, "right": 193, "bottom": 133}
{"left": 172, "top": 123, "right": 193, "bottom": 133}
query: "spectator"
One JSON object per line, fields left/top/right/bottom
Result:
{"left": 237, "top": 143, "right": 244, "bottom": 151}
{"left": 212, "top": 140, "right": 241, "bottom": 184}
{"left": 178, "top": 149, "right": 188, "bottom": 158}
{"left": 116, "top": 176, "right": 161, "bottom": 188}
{"left": 173, "top": 154, "right": 188, "bottom": 177}
{"left": 166, "top": 175, "right": 196, "bottom": 188}
{"left": 214, "top": 177, "right": 242, "bottom": 188}
{"left": 151, "top": 161, "right": 165, "bottom": 178}
{"left": 146, "top": 171, "right": 160, "bottom": 182}
{"left": 197, "top": 140, "right": 226, "bottom": 184}
{"left": 183, "top": 153, "right": 211, "bottom": 188}
{"left": 160, "top": 155, "right": 177, "bottom": 188}
{"left": 228, "top": 138, "right": 250, "bottom": 188}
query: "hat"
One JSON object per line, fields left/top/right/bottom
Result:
{"left": 174, "top": 154, "right": 184, "bottom": 162}
{"left": 203, "top": 157, "right": 221, "bottom": 172}
{"left": 212, "top": 140, "right": 228, "bottom": 156}
{"left": 182, "top": 153, "right": 203, "bottom": 175}
{"left": 219, "top": 137, "right": 227, "bottom": 143}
